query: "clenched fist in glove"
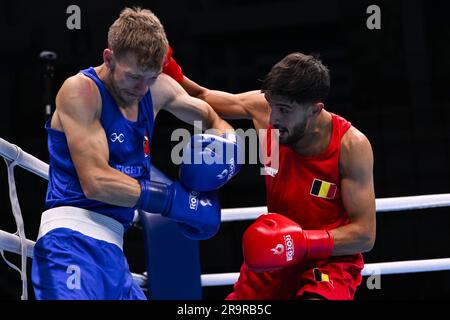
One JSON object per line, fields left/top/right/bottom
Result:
{"left": 242, "top": 213, "right": 334, "bottom": 272}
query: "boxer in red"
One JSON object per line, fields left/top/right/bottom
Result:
{"left": 163, "top": 49, "right": 376, "bottom": 300}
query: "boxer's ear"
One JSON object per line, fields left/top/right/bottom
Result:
{"left": 311, "top": 102, "right": 324, "bottom": 115}
{"left": 103, "top": 49, "right": 114, "bottom": 69}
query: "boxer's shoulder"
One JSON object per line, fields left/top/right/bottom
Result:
{"left": 340, "top": 126, "right": 373, "bottom": 174}
{"left": 56, "top": 73, "right": 101, "bottom": 116}
{"left": 341, "top": 126, "right": 371, "bottom": 153}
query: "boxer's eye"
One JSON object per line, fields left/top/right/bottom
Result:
{"left": 126, "top": 73, "right": 140, "bottom": 80}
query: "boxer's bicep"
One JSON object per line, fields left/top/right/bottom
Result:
{"left": 340, "top": 129, "right": 376, "bottom": 235}
{"left": 56, "top": 77, "right": 110, "bottom": 192}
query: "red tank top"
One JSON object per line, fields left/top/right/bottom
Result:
{"left": 264, "top": 113, "right": 351, "bottom": 230}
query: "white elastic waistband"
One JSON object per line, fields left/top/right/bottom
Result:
{"left": 38, "top": 206, "right": 124, "bottom": 250}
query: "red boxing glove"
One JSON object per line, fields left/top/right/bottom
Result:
{"left": 242, "top": 213, "right": 334, "bottom": 272}
{"left": 162, "top": 46, "right": 184, "bottom": 83}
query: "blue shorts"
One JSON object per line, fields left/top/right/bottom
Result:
{"left": 31, "top": 228, "right": 146, "bottom": 300}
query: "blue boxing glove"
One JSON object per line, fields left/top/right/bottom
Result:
{"left": 136, "top": 180, "right": 221, "bottom": 240}
{"left": 169, "top": 187, "right": 221, "bottom": 240}
{"left": 179, "top": 133, "right": 243, "bottom": 191}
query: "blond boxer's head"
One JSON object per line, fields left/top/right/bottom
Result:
{"left": 103, "top": 7, "right": 168, "bottom": 106}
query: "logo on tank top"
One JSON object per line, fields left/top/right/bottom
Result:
{"left": 143, "top": 130, "right": 150, "bottom": 157}
{"left": 310, "top": 178, "right": 337, "bottom": 199}
{"left": 110, "top": 132, "right": 125, "bottom": 143}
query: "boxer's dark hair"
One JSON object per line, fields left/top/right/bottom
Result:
{"left": 261, "top": 52, "right": 330, "bottom": 104}
{"left": 108, "top": 7, "right": 168, "bottom": 71}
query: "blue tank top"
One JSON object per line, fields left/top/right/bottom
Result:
{"left": 45, "top": 67, "right": 154, "bottom": 229}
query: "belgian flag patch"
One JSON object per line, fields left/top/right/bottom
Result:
{"left": 310, "top": 178, "right": 337, "bottom": 199}
{"left": 313, "top": 268, "right": 330, "bottom": 282}
{"left": 313, "top": 268, "right": 334, "bottom": 288}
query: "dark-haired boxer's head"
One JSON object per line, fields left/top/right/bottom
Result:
{"left": 262, "top": 53, "right": 329, "bottom": 145}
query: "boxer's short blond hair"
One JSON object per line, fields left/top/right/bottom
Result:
{"left": 108, "top": 7, "right": 168, "bottom": 70}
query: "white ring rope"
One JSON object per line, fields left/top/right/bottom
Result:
{"left": 221, "top": 194, "right": 450, "bottom": 222}
{"left": 1, "top": 137, "right": 450, "bottom": 292}
{"left": 3, "top": 156, "right": 29, "bottom": 300}
{"left": 200, "top": 258, "right": 450, "bottom": 287}
{"left": 0, "top": 138, "right": 48, "bottom": 179}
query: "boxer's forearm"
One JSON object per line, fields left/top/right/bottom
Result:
{"left": 181, "top": 77, "right": 252, "bottom": 120}
{"left": 329, "top": 223, "right": 375, "bottom": 256}
{"left": 181, "top": 77, "right": 231, "bottom": 116}
{"left": 180, "top": 77, "right": 206, "bottom": 99}
{"left": 164, "top": 47, "right": 253, "bottom": 119}
{"left": 81, "top": 167, "right": 141, "bottom": 207}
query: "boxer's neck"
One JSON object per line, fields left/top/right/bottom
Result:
{"left": 291, "top": 110, "right": 332, "bottom": 157}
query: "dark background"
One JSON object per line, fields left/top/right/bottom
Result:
{"left": 1, "top": 0, "right": 450, "bottom": 300}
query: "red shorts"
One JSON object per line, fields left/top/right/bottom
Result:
{"left": 226, "top": 254, "right": 364, "bottom": 300}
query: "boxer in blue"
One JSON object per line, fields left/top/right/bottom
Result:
{"left": 31, "top": 7, "right": 241, "bottom": 300}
